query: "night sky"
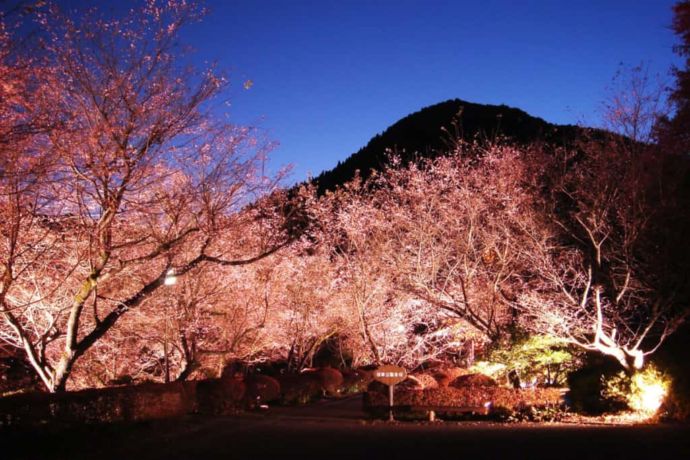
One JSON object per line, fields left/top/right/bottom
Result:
{"left": 53, "top": 0, "right": 680, "bottom": 183}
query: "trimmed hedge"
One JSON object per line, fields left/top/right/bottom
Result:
{"left": 0, "top": 375, "right": 277, "bottom": 427}
{"left": 0, "top": 367, "right": 356, "bottom": 426}
{"left": 364, "top": 386, "right": 564, "bottom": 412}
{"left": 0, "top": 381, "right": 198, "bottom": 426}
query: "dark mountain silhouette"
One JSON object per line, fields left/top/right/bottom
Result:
{"left": 312, "top": 99, "right": 584, "bottom": 193}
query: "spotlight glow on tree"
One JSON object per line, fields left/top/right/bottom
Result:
{"left": 629, "top": 368, "right": 670, "bottom": 416}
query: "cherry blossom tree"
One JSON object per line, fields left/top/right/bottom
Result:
{"left": 313, "top": 137, "right": 688, "bottom": 372}
{"left": 374, "top": 146, "right": 541, "bottom": 345}
{"left": 274, "top": 244, "right": 345, "bottom": 371}
{"left": 0, "top": 1, "right": 294, "bottom": 392}
{"left": 309, "top": 146, "right": 541, "bottom": 369}
{"left": 518, "top": 138, "right": 690, "bottom": 370}
{"left": 315, "top": 178, "right": 395, "bottom": 365}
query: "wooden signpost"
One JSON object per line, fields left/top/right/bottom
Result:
{"left": 373, "top": 364, "right": 407, "bottom": 421}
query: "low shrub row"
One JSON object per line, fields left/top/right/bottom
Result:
{"left": 364, "top": 372, "right": 565, "bottom": 420}
{"left": 0, "top": 368, "right": 567, "bottom": 427}
{"left": 0, "top": 381, "right": 198, "bottom": 427}
{"left": 365, "top": 385, "right": 563, "bottom": 410}
{"left": 0, "top": 367, "right": 346, "bottom": 427}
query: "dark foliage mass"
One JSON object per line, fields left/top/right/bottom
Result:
{"left": 312, "top": 99, "right": 585, "bottom": 193}
{"left": 657, "top": 1, "right": 690, "bottom": 153}
{"left": 0, "top": 353, "right": 41, "bottom": 394}
{"left": 653, "top": 2, "right": 690, "bottom": 418}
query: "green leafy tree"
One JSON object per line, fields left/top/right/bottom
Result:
{"left": 473, "top": 335, "right": 581, "bottom": 387}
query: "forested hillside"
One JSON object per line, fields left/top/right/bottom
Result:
{"left": 313, "top": 99, "right": 584, "bottom": 192}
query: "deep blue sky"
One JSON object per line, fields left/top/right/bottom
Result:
{"left": 55, "top": 0, "right": 681, "bottom": 183}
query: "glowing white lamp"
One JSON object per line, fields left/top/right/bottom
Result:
{"left": 164, "top": 269, "right": 177, "bottom": 286}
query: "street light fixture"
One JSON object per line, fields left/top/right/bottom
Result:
{"left": 164, "top": 269, "right": 177, "bottom": 286}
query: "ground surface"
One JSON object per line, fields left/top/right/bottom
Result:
{"left": 2, "top": 395, "right": 689, "bottom": 460}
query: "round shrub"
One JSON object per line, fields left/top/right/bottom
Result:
{"left": 411, "top": 373, "right": 439, "bottom": 389}
{"left": 302, "top": 367, "right": 344, "bottom": 396}
{"left": 449, "top": 373, "right": 497, "bottom": 389}
{"left": 432, "top": 371, "right": 452, "bottom": 387}
{"left": 342, "top": 369, "right": 373, "bottom": 393}
{"left": 397, "top": 375, "right": 424, "bottom": 391}
{"left": 244, "top": 374, "right": 281, "bottom": 407}
{"left": 276, "top": 373, "right": 323, "bottom": 405}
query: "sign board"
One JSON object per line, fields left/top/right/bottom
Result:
{"left": 373, "top": 365, "right": 407, "bottom": 386}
